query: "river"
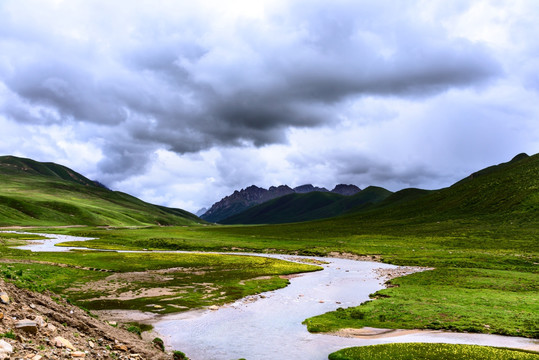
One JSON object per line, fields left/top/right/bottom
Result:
{"left": 3, "top": 231, "right": 538, "bottom": 359}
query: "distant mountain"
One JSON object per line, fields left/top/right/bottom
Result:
{"left": 195, "top": 207, "right": 208, "bottom": 217}
{"left": 294, "top": 184, "right": 329, "bottom": 193}
{"left": 221, "top": 185, "right": 391, "bottom": 224}
{"left": 0, "top": 155, "right": 201, "bottom": 226}
{"left": 200, "top": 185, "right": 295, "bottom": 223}
{"left": 201, "top": 183, "right": 363, "bottom": 223}
{"left": 331, "top": 184, "right": 361, "bottom": 196}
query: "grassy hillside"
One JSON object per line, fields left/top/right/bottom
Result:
{"left": 0, "top": 155, "right": 201, "bottom": 226}
{"left": 221, "top": 186, "right": 392, "bottom": 224}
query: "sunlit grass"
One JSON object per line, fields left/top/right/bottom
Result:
{"left": 328, "top": 343, "right": 539, "bottom": 360}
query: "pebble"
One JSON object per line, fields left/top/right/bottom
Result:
{"left": 208, "top": 305, "right": 219, "bottom": 310}
{"left": 34, "top": 315, "right": 46, "bottom": 327}
{"left": 0, "top": 292, "right": 9, "bottom": 305}
{"left": 0, "top": 312, "right": 3, "bottom": 320}
{"left": 71, "top": 351, "right": 86, "bottom": 358}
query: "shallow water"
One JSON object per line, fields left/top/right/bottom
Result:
{"left": 4, "top": 231, "right": 538, "bottom": 359}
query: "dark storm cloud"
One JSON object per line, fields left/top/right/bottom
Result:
{"left": 0, "top": 0, "right": 502, "bottom": 179}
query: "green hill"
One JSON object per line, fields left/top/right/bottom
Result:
{"left": 271, "top": 152, "right": 539, "bottom": 237}
{"left": 221, "top": 186, "right": 392, "bottom": 224}
{"left": 0, "top": 155, "right": 201, "bottom": 226}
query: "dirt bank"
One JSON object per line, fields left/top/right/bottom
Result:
{"left": 0, "top": 278, "right": 172, "bottom": 359}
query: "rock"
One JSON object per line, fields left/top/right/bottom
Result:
{"left": 34, "top": 315, "right": 46, "bottom": 327}
{"left": 0, "top": 292, "right": 9, "bottom": 305}
{"left": 15, "top": 319, "right": 38, "bottom": 334}
{"left": 53, "top": 336, "right": 76, "bottom": 350}
{"left": 0, "top": 312, "right": 3, "bottom": 320}
{"left": 88, "top": 340, "right": 95, "bottom": 348}
{"left": 114, "top": 344, "right": 128, "bottom": 352}
{"left": 47, "top": 323, "right": 57, "bottom": 332}
{"left": 0, "top": 340, "right": 13, "bottom": 360}
{"left": 71, "top": 351, "right": 86, "bottom": 358}
{"left": 107, "top": 321, "right": 117, "bottom": 326}
{"left": 31, "top": 355, "right": 42, "bottom": 360}
{"left": 208, "top": 305, "right": 219, "bottom": 311}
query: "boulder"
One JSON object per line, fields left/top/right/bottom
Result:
{"left": 0, "top": 340, "right": 13, "bottom": 360}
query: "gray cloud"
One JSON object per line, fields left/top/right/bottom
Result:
{"left": 0, "top": 0, "right": 502, "bottom": 180}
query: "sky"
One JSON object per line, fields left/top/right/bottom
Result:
{"left": 1, "top": 0, "right": 538, "bottom": 213}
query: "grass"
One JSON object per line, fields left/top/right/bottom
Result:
{"left": 0, "top": 235, "right": 320, "bottom": 314}
{"left": 328, "top": 343, "right": 539, "bottom": 360}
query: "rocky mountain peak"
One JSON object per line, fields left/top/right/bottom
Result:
{"left": 331, "top": 184, "right": 361, "bottom": 196}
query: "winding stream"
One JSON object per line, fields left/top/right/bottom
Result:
{"left": 3, "top": 231, "right": 538, "bottom": 359}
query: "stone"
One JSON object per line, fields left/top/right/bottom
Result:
{"left": 34, "top": 315, "right": 46, "bottom": 327}
{"left": 208, "top": 305, "right": 219, "bottom": 311}
{"left": 53, "top": 336, "right": 76, "bottom": 350}
{"left": 107, "top": 321, "right": 117, "bottom": 326}
{"left": 0, "top": 312, "right": 3, "bottom": 320}
{"left": 15, "top": 319, "right": 38, "bottom": 334}
{"left": 114, "top": 344, "right": 128, "bottom": 352}
{"left": 31, "top": 355, "right": 42, "bottom": 360}
{"left": 71, "top": 351, "right": 86, "bottom": 358}
{"left": 0, "top": 292, "right": 9, "bottom": 305}
{"left": 47, "top": 323, "right": 57, "bottom": 332}
{"left": 0, "top": 340, "right": 13, "bottom": 360}
{"left": 88, "top": 340, "right": 95, "bottom": 348}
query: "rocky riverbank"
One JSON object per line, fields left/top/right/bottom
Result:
{"left": 0, "top": 278, "right": 171, "bottom": 360}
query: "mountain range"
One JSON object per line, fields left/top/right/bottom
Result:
{"left": 200, "top": 184, "right": 361, "bottom": 223}
{"left": 202, "top": 152, "right": 538, "bottom": 225}
{"left": 0, "top": 152, "right": 536, "bottom": 228}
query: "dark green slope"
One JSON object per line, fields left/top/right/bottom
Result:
{"left": 0, "top": 155, "right": 201, "bottom": 226}
{"left": 221, "top": 186, "right": 392, "bottom": 224}
{"left": 304, "top": 152, "right": 539, "bottom": 236}
{"left": 359, "top": 152, "right": 538, "bottom": 222}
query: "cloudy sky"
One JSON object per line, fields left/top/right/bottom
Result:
{"left": 1, "top": 0, "right": 538, "bottom": 213}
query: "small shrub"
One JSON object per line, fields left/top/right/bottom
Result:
{"left": 173, "top": 350, "right": 189, "bottom": 360}
{"left": 152, "top": 337, "right": 165, "bottom": 351}
{"left": 0, "top": 330, "right": 16, "bottom": 339}
{"left": 126, "top": 325, "right": 142, "bottom": 336}
{"left": 350, "top": 309, "right": 365, "bottom": 320}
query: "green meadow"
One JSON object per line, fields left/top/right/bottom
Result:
{"left": 0, "top": 232, "right": 320, "bottom": 314}
{"left": 328, "top": 343, "right": 539, "bottom": 360}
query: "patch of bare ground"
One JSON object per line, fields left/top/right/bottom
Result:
{"left": 328, "top": 252, "right": 382, "bottom": 262}
{"left": 0, "top": 278, "right": 171, "bottom": 359}
{"left": 373, "top": 266, "right": 434, "bottom": 284}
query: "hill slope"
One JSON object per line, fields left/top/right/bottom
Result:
{"left": 0, "top": 155, "right": 201, "bottom": 226}
{"left": 222, "top": 186, "right": 392, "bottom": 224}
